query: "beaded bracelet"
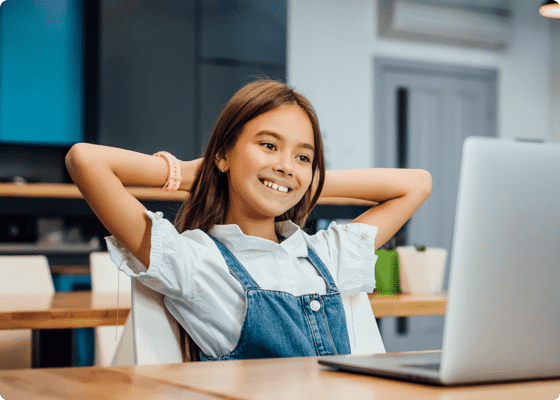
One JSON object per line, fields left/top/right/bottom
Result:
{"left": 153, "top": 151, "right": 182, "bottom": 192}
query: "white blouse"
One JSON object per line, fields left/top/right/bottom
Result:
{"left": 106, "top": 210, "right": 385, "bottom": 358}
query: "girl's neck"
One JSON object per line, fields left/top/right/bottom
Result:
{"left": 225, "top": 217, "right": 280, "bottom": 243}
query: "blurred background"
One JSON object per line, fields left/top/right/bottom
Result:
{"left": 0, "top": 0, "right": 558, "bottom": 354}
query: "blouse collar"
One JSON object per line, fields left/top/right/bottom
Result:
{"left": 208, "top": 220, "right": 308, "bottom": 258}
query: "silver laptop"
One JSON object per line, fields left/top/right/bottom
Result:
{"left": 319, "top": 136, "right": 560, "bottom": 386}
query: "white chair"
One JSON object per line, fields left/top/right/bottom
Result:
{"left": 342, "top": 292, "right": 386, "bottom": 354}
{"left": 0, "top": 255, "right": 55, "bottom": 369}
{"left": 112, "top": 277, "right": 189, "bottom": 366}
{"left": 111, "top": 281, "right": 383, "bottom": 365}
{"left": 89, "top": 252, "right": 132, "bottom": 367}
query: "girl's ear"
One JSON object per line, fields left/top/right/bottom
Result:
{"left": 214, "top": 150, "right": 227, "bottom": 170}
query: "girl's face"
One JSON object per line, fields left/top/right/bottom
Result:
{"left": 222, "top": 104, "right": 315, "bottom": 226}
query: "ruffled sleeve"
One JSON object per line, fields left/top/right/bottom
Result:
{"left": 105, "top": 210, "right": 206, "bottom": 302}
{"left": 305, "top": 221, "right": 378, "bottom": 296}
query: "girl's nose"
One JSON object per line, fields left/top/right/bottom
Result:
{"left": 274, "top": 154, "right": 294, "bottom": 176}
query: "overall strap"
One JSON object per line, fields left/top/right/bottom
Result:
{"left": 306, "top": 247, "right": 339, "bottom": 294}
{"left": 208, "top": 236, "right": 260, "bottom": 290}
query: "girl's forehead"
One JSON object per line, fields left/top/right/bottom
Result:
{"left": 242, "top": 105, "right": 314, "bottom": 139}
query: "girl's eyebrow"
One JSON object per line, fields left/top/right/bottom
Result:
{"left": 255, "top": 130, "right": 315, "bottom": 153}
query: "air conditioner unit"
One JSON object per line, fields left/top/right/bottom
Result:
{"left": 378, "top": 0, "right": 513, "bottom": 50}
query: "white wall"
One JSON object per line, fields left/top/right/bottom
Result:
{"left": 551, "top": 20, "right": 560, "bottom": 143}
{"left": 288, "top": 0, "right": 558, "bottom": 169}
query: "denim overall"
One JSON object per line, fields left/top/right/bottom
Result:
{"left": 200, "top": 236, "right": 351, "bottom": 361}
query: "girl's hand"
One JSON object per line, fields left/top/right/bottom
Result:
{"left": 65, "top": 143, "right": 200, "bottom": 269}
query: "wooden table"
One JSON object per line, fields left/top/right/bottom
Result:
{"left": 1, "top": 355, "right": 558, "bottom": 400}
{"left": 0, "top": 292, "right": 445, "bottom": 331}
{"left": 0, "top": 291, "right": 131, "bottom": 368}
{"left": 0, "top": 291, "right": 131, "bottom": 330}
{"left": 368, "top": 293, "right": 447, "bottom": 317}
{"left": 0, "top": 366, "right": 217, "bottom": 400}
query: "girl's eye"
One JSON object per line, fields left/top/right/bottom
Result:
{"left": 297, "top": 155, "right": 311, "bottom": 163}
{"left": 262, "top": 142, "right": 276, "bottom": 151}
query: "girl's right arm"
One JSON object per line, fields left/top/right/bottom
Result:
{"left": 65, "top": 143, "right": 200, "bottom": 269}
{"left": 317, "top": 168, "right": 432, "bottom": 250}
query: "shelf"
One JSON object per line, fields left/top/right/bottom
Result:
{"left": 0, "top": 241, "right": 101, "bottom": 254}
{"left": 0, "top": 183, "right": 377, "bottom": 206}
{"left": 0, "top": 183, "right": 186, "bottom": 201}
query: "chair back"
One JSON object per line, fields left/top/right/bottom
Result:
{"left": 112, "top": 306, "right": 134, "bottom": 366}
{"left": 0, "top": 255, "right": 54, "bottom": 294}
{"left": 131, "top": 277, "right": 184, "bottom": 365}
{"left": 112, "top": 277, "right": 196, "bottom": 365}
{"left": 90, "top": 252, "right": 132, "bottom": 293}
{"left": 90, "top": 252, "right": 132, "bottom": 366}
{"left": 342, "top": 292, "right": 386, "bottom": 354}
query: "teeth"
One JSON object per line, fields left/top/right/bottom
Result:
{"left": 263, "top": 180, "right": 289, "bottom": 193}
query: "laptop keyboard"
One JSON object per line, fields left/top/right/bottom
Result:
{"left": 402, "top": 363, "right": 441, "bottom": 371}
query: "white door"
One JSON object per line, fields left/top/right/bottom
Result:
{"left": 375, "top": 59, "right": 497, "bottom": 288}
{"left": 374, "top": 58, "right": 497, "bottom": 352}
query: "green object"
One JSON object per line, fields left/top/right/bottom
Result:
{"left": 374, "top": 249, "right": 401, "bottom": 294}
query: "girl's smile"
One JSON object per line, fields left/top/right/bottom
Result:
{"left": 221, "top": 104, "right": 315, "bottom": 234}
{"left": 260, "top": 179, "right": 290, "bottom": 193}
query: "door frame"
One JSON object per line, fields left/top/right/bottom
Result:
{"left": 374, "top": 57, "right": 498, "bottom": 168}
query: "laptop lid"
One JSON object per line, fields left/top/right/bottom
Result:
{"left": 439, "top": 136, "right": 560, "bottom": 384}
{"left": 319, "top": 137, "right": 560, "bottom": 385}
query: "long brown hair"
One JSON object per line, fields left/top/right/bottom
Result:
{"left": 175, "top": 80, "right": 325, "bottom": 233}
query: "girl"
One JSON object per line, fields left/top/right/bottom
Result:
{"left": 66, "top": 80, "right": 432, "bottom": 361}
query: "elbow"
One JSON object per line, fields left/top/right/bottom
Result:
{"left": 65, "top": 143, "right": 93, "bottom": 179}
{"left": 423, "top": 170, "right": 433, "bottom": 196}
{"left": 65, "top": 144, "right": 77, "bottom": 172}
{"left": 415, "top": 169, "right": 433, "bottom": 200}
{"left": 65, "top": 143, "right": 82, "bottom": 175}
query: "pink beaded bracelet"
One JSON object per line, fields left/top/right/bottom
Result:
{"left": 153, "top": 151, "right": 182, "bottom": 192}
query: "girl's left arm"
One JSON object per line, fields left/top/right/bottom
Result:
{"left": 319, "top": 168, "right": 433, "bottom": 250}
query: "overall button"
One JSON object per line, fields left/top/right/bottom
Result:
{"left": 310, "top": 300, "right": 321, "bottom": 312}
{"left": 154, "top": 211, "right": 164, "bottom": 219}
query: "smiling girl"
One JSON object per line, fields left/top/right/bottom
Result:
{"left": 66, "top": 80, "right": 432, "bottom": 361}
